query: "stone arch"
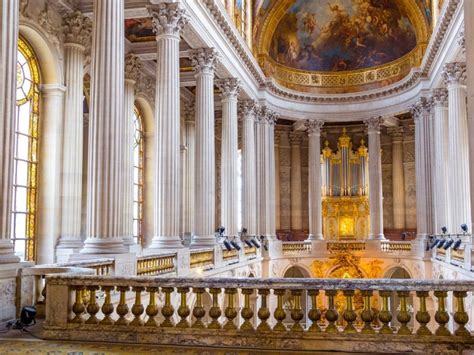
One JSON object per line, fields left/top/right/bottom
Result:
{"left": 282, "top": 264, "right": 311, "bottom": 278}
{"left": 384, "top": 265, "right": 413, "bottom": 279}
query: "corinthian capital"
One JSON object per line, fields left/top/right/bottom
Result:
{"left": 305, "top": 119, "right": 324, "bottom": 135}
{"left": 216, "top": 78, "right": 241, "bottom": 99}
{"left": 189, "top": 48, "right": 219, "bottom": 76}
{"left": 239, "top": 100, "right": 259, "bottom": 120}
{"left": 148, "top": 3, "right": 189, "bottom": 37}
{"left": 431, "top": 88, "right": 448, "bottom": 107}
{"left": 290, "top": 131, "right": 303, "bottom": 145}
{"left": 364, "top": 116, "right": 384, "bottom": 133}
{"left": 125, "top": 53, "right": 142, "bottom": 83}
{"left": 410, "top": 96, "right": 432, "bottom": 122}
{"left": 62, "top": 11, "right": 92, "bottom": 48}
{"left": 259, "top": 106, "right": 278, "bottom": 126}
{"left": 443, "top": 62, "right": 467, "bottom": 86}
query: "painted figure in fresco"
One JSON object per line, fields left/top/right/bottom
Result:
{"left": 303, "top": 13, "right": 318, "bottom": 34}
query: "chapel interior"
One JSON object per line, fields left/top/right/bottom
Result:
{"left": 1, "top": 0, "right": 474, "bottom": 353}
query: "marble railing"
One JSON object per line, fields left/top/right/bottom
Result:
{"left": 42, "top": 275, "right": 474, "bottom": 352}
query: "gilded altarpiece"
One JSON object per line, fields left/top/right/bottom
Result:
{"left": 322, "top": 129, "right": 369, "bottom": 240}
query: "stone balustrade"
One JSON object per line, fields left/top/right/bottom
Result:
{"left": 381, "top": 241, "right": 412, "bottom": 254}
{"left": 42, "top": 275, "right": 474, "bottom": 352}
{"left": 282, "top": 241, "right": 312, "bottom": 254}
{"left": 136, "top": 253, "right": 176, "bottom": 276}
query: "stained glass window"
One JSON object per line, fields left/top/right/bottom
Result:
{"left": 133, "top": 107, "right": 144, "bottom": 245}
{"left": 12, "top": 37, "right": 40, "bottom": 261}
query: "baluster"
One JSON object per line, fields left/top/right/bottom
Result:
{"left": 360, "top": 290, "right": 374, "bottom": 334}
{"left": 130, "top": 286, "right": 145, "bottom": 326}
{"left": 100, "top": 286, "right": 115, "bottom": 325}
{"left": 290, "top": 289, "right": 304, "bottom": 332}
{"left": 176, "top": 287, "right": 191, "bottom": 328}
{"left": 453, "top": 291, "right": 469, "bottom": 336}
{"left": 378, "top": 290, "right": 393, "bottom": 334}
{"left": 343, "top": 290, "right": 357, "bottom": 333}
{"left": 145, "top": 286, "right": 159, "bottom": 327}
{"left": 308, "top": 290, "right": 321, "bottom": 332}
{"left": 192, "top": 287, "right": 206, "bottom": 329}
{"left": 116, "top": 286, "right": 130, "bottom": 326}
{"left": 434, "top": 291, "right": 451, "bottom": 336}
{"left": 415, "top": 291, "right": 431, "bottom": 335}
{"left": 224, "top": 288, "right": 238, "bottom": 330}
{"left": 273, "top": 289, "right": 287, "bottom": 331}
{"left": 85, "top": 286, "right": 100, "bottom": 324}
{"left": 396, "top": 291, "right": 411, "bottom": 335}
{"left": 240, "top": 288, "right": 254, "bottom": 331}
{"left": 161, "top": 287, "right": 175, "bottom": 327}
{"left": 70, "top": 286, "right": 85, "bottom": 323}
{"left": 257, "top": 289, "right": 271, "bottom": 331}
{"left": 208, "top": 288, "right": 222, "bottom": 329}
{"left": 325, "top": 290, "right": 339, "bottom": 333}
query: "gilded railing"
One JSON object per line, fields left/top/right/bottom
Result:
{"left": 44, "top": 275, "right": 474, "bottom": 352}
{"left": 451, "top": 249, "right": 465, "bottom": 263}
{"left": 327, "top": 242, "right": 365, "bottom": 253}
{"left": 244, "top": 246, "right": 257, "bottom": 256}
{"left": 190, "top": 249, "right": 214, "bottom": 269}
{"left": 381, "top": 241, "right": 412, "bottom": 254}
{"left": 282, "top": 242, "right": 312, "bottom": 254}
{"left": 136, "top": 253, "right": 176, "bottom": 276}
{"left": 223, "top": 248, "right": 239, "bottom": 261}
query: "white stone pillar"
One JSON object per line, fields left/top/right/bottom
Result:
{"left": 465, "top": 6, "right": 474, "bottom": 236}
{"left": 81, "top": 0, "right": 127, "bottom": 254}
{"left": 190, "top": 48, "right": 219, "bottom": 247}
{"left": 431, "top": 88, "right": 450, "bottom": 233}
{"left": 290, "top": 131, "right": 303, "bottom": 232}
{"left": 365, "top": 117, "right": 385, "bottom": 240}
{"left": 389, "top": 127, "right": 406, "bottom": 230}
{"left": 275, "top": 132, "right": 281, "bottom": 231}
{"left": 305, "top": 119, "right": 324, "bottom": 240}
{"left": 123, "top": 53, "right": 141, "bottom": 247}
{"left": 57, "top": 13, "right": 91, "bottom": 251}
{"left": 444, "top": 62, "right": 471, "bottom": 233}
{"left": 0, "top": 0, "right": 20, "bottom": 263}
{"left": 184, "top": 107, "right": 195, "bottom": 236}
{"left": 217, "top": 78, "right": 241, "bottom": 238}
{"left": 147, "top": 4, "right": 188, "bottom": 250}
{"left": 255, "top": 109, "right": 266, "bottom": 236}
{"left": 240, "top": 101, "right": 258, "bottom": 236}
{"left": 266, "top": 111, "right": 278, "bottom": 237}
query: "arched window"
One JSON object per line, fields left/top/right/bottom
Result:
{"left": 13, "top": 37, "right": 40, "bottom": 261}
{"left": 133, "top": 107, "right": 144, "bottom": 245}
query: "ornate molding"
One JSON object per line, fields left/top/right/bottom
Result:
{"left": 364, "top": 117, "right": 384, "bottom": 133}
{"left": 442, "top": 62, "right": 467, "bottom": 86}
{"left": 458, "top": 25, "right": 465, "bottom": 55}
{"left": 148, "top": 3, "right": 189, "bottom": 37}
{"left": 305, "top": 120, "right": 324, "bottom": 135}
{"left": 216, "top": 78, "right": 241, "bottom": 99}
{"left": 431, "top": 88, "right": 448, "bottom": 107}
{"left": 62, "top": 11, "right": 92, "bottom": 48}
{"left": 125, "top": 53, "right": 142, "bottom": 83}
{"left": 189, "top": 48, "right": 220, "bottom": 75}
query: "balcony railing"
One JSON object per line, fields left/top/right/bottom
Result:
{"left": 282, "top": 242, "right": 312, "bottom": 254}
{"left": 381, "top": 241, "right": 412, "bottom": 254}
{"left": 136, "top": 253, "right": 176, "bottom": 276}
{"left": 43, "top": 275, "right": 474, "bottom": 352}
{"left": 327, "top": 242, "right": 366, "bottom": 253}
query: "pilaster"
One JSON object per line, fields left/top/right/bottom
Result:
{"left": 387, "top": 126, "right": 406, "bottom": 230}
{"left": 290, "top": 131, "right": 303, "bottom": 232}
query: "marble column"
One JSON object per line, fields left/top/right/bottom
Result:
{"left": 184, "top": 106, "right": 195, "bottom": 236}
{"left": 443, "top": 62, "right": 471, "bottom": 233}
{"left": 305, "top": 119, "right": 324, "bottom": 240}
{"left": 290, "top": 131, "right": 303, "bottom": 232}
{"left": 147, "top": 4, "right": 188, "bottom": 249}
{"left": 123, "top": 53, "right": 141, "bottom": 247}
{"left": 255, "top": 108, "right": 267, "bottom": 236}
{"left": 465, "top": 5, "right": 474, "bottom": 234}
{"left": 217, "top": 78, "right": 241, "bottom": 238}
{"left": 365, "top": 117, "right": 385, "bottom": 240}
{"left": 240, "top": 101, "right": 258, "bottom": 236}
{"left": 389, "top": 127, "right": 406, "bottom": 230}
{"left": 266, "top": 110, "right": 278, "bottom": 237}
{"left": 0, "top": 0, "right": 20, "bottom": 263}
{"left": 57, "top": 12, "right": 92, "bottom": 251}
{"left": 81, "top": 0, "right": 127, "bottom": 254}
{"left": 190, "top": 48, "right": 219, "bottom": 247}
{"left": 275, "top": 132, "right": 281, "bottom": 231}
{"left": 431, "top": 88, "right": 450, "bottom": 233}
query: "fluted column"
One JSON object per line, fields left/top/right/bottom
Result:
{"left": 81, "top": 0, "right": 127, "bottom": 254}
{"left": 290, "top": 131, "right": 303, "bottom": 232}
{"left": 365, "top": 117, "right": 384, "bottom": 240}
{"left": 123, "top": 53, "right": 141, "bottom": 246}
{"left": 57, "top": 13, "right": 92, "bottom": 250}
{"left": 266, "top": 111, "right": 278, "bottom": 237}
{"left": 147, "top": 4, "right": 188, "bottom": 250}
{"left": 444, "top": 63, "right": 471, "bottom": 232}
{"left": 190, "top": 48, "right": 219, "bottom": 247}
{"left": 388, "top": 127, "right": 406, "bottom": 230}
{"left": 431, "top": 89, "right": 450, "bottom": 233}
{"left": 275, "top": 132, "right": 281, "bottom": 231}
{"left": 0, "top": 0, "right": 21, "bottom": 263}
{"left": 466, "top": 3, "right": 474, "bottom": 233}
{"left": 306, "top": 120, "right": 324, "bottom": 240}
{"left": 184, "top": 107, "right": 195, "bottom": 236}
{"left": 240, "top": 101, "right": 258, "bottom": 236}
{"left": 255, "top": 110, "right": 266, "bottom": 236}
{"left": 217, "top": 78, "right": 241, "bottom": 238}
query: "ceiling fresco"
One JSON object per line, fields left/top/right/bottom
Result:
{"left": 125, "top": 18, "right": 154, "bottom": 42}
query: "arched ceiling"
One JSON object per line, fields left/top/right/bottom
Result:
{"left": 253, "top": 0, "right": 432, "bottom": 94}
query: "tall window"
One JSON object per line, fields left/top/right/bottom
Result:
{"left": 133, "top": 107, "right": 144, "bottom": 245}
{"left": 13, "top": 38, "right": 40, "bottom": 261}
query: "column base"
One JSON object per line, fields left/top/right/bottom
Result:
{"left": 80, "top": 236, "right": 128, "bottom": 254}
{"left": 368, "top": 233, "right": 386, "bottom": 241}
{"left": 148, "top": 235, "right": 183, "bottom": 250}
{"left": 56, "top": 235, "right": 83, "bottom": 250}
{"left": 0, "top": 240, "right": 20, "bottom": 264}
{"left": 307, "top": 233, "right": 324, "bottom": 241}
{"left": 55, "top": 247, "right": 82, "bottom": 263}
{"left": 190, "top": 235, "right": 216, "bottom": 248}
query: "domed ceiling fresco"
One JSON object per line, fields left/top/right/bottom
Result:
{"left": 253, "top": 0, "right": 432, "bottom": 93}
